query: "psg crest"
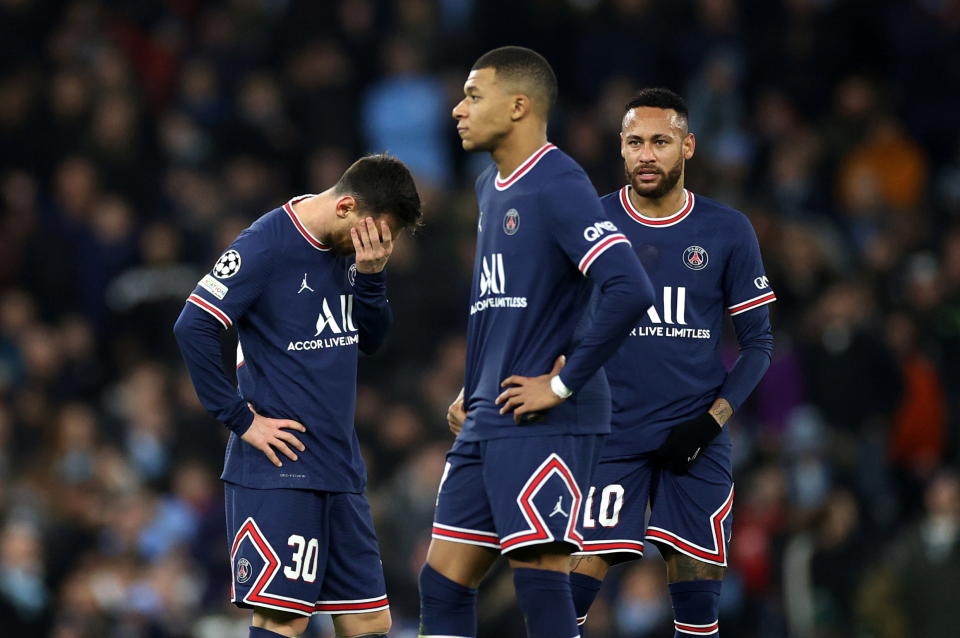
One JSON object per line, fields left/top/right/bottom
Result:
{"left": 214, "top": 250, "right": 242, "bottom": 278}
{"left": 683, "top": 245, "right": 708, "bottom": 270}
{"left": 503, "top": 209, "right": 520, "bottom": 235}
{"left": 236, "top": 557, "right": 252, "bottom": 583}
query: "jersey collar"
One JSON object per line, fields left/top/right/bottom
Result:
{"left": 494, "top": 143, "right": 557, "bottom": 191}
{"left": 619, "top": 186, "right": 695, "bottom": 228}
{"left": 284, "top": 194, "right": 330, "bottom": 251}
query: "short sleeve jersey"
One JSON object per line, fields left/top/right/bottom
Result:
{"left": 186, "top": 196, "right": 368, "bottom": 492}
{"left": 459, "top": 144, "right": 632, "bottom": 441}
{"left": 599, "top": 187, "right": 776, "bottom": 455}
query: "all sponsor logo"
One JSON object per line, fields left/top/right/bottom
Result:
{"left": 630, "top": 286, "right": 711, "bottom": 339}
{"left": 472, "top": 253, "right": 527, "bottom": 314}
{"left": 287, "top": 295, "right": 360, "bottom": 351}
{"left": 503, "top": 209, "right": 520, "bottom": 235}
{"left": 213, "top": 250, "right": 242, "bottom": 278}
{"left": 480, "top": 254, "right": 506, "bottom": 296}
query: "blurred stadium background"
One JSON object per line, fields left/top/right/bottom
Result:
{"left": 1, "top": 0, "right": 959, "bottom": 636}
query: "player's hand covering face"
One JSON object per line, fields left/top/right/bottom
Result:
{"left": 452, "top": 67, "right": 514, "bottom": 152}
{"left": 620, "top": 106, "right": 694, "bottom": 200}
{"left": 351, "top": 216, "right": 394, "bottom": 274}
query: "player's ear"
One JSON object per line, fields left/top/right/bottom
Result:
{"left": 334, "top": 195, "right": 358, "bottom": 219}
{"left": 683, "top": 133, "right": 696, "bottom": 160}
{"left": 510, "top": 94, "right": 530, "bottom": 121}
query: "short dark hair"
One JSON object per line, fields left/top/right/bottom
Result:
{"left": 624, "top": 88, "right": 689, "bottom": 126}
{"left": 334, "top": 154, "right": 422, "bottom": 232}
{"left": 472, "top": 46, "right": 558, "bottom": 115}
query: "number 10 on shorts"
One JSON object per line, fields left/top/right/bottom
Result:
{"left": 284, "top": 535, "right": 320, "bottom": 582}
{"left": 582, "top": 484, "right": 625, "bottom": 528}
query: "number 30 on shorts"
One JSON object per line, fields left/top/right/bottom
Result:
{"left": 582, "top": 484, "right": 625, "bottom": 528}
{"left": 284, "top": 535, "right": 320, "bottom": 582}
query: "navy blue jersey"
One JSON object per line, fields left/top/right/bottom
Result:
{"left": 599, "top": 187, "right": 775, "bottom": 455}
{"left": 460, "top": 144, "right": 651, "bottom": 441}
{"left": 175, "top": 195, "right": 391, "bottom": 493}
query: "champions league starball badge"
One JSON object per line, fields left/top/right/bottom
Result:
{"left": 503, "top": 209, "right": 520, "bottom": 235}
{"left": 214, "top": 250, "right": 242, "bottom": 278}
{"left": 683, "top": 245, "right": 708, "bottom": 270}
{"left": 236, "top": 557, "right": 252, "bottom": 583}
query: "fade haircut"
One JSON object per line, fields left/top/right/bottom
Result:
{"left": 472, "top": 46, "right": 558, "bottom": 116}
{"left": 624, "top": 88, "right": 689, "bottom": 132}
{"left": 334, "top": 154, "right": 423, "bottom": 232}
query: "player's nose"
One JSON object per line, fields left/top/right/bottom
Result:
{"left": 452, "top": 99, "right": 467, "bottom": 119}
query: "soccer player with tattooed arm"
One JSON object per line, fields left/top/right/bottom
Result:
{"left": 174, "top": 155, "right": 422, "bottom": 638}
{"left": 570, "top": 88, "right": 775, "bottom": 638}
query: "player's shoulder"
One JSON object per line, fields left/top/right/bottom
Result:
{"left": 231, "top": 206, "right": 288, "bottom": 254}
{"left": 691, "top": 193, "right": 756, "bottom": 235}
{"left": 599, "top": 188, "right": 622, "bottom": 207}
{"left": 538, "top": 146, "right": 589, "bottom": 182}
{"left": 532, "top": 147, "right": 595, "bottom": 201}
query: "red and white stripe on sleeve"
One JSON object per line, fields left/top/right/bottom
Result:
{"left": 578, "top": 233, "right": 631, "bottom": 275}
{"left": 187, "top": 294, "right": 233, "bottom": 329}
{"left": 728, "top": 291, "right": 776, "bottom": 316}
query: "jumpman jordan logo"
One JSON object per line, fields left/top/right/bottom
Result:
{"left": 298, "top": 273, "right": 314, "bottom": 294}
{"left": 549, "top": 495, "right": 569, "bottom": 518}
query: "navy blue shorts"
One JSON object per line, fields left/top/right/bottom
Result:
{"left": 432, "top": 434, "right": 603, "bottom": 554}
{"left": 225, "top": 483, "right": 388, "bottom": 617}
{"left": 577, "top": 442, "right": 733, "bottom": 566}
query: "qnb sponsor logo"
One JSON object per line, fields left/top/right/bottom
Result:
{"left": 630, "top": 286, "right": 711, "bottom": 339}
{"left": 582, "top": 220, "right": 619, "bottom": 242}
{"left": 754, "top": 275, "right": 770, "bottom": 290}
{"left": 472, "top": 253, "right": 527, "bottom": 314}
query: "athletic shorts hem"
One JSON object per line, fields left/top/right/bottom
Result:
{"left": 499, "top": 535, "right": 582, "bottom": 555}
{"left": 314, "top": 594, "right": 390, "bottom": 615}
{"left": 232, "top": 595, "right": 390, "bottom": 616}
{"left": 431, "top": 523, "right": 501, "bottom": 549}
{"left": 573, "top": 539, "right": 645, "bottom": 562}
{"left": 644, "top": 528, "right": 728, "bottom": 567}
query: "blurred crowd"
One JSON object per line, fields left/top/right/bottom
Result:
{"left": 1, "top": 0, "right": 959, "bottom": 637}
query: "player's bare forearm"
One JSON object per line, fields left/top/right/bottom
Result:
{"left": 709, "top": 398, "right": 733, "bottom": 427}
{"left": 352, "top": 217, "right": 393, "bottom": 273}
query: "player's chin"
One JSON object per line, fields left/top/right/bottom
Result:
{"left": 631, "top": 178, "right": 663, "bottom": 195}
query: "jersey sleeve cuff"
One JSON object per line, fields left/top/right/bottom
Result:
{"left": 578, "top": 234, "right": 631, "bottom": 275}
{"left": 226, "top": 402, "right": 255, "bottom": 436}
{"left": 728, "top": 292, "right": 776, "bottom": 316}
{"left": 353, "top": 270, "right": 387, "bottom": 295}
{"left": 187, "top": 294, "right": 233, "bottom": 329}
{"left": 550, "top": 374, "right": 573, "bottom": 399}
